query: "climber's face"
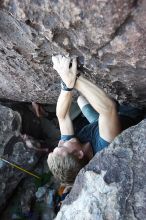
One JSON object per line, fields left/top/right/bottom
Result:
{"left": 48, "top": 138, "right": 93, "bottom": 162}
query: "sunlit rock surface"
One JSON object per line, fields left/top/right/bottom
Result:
{"left": 56, "top": 119, "right": 146, "bottom": 220}
{"left": 0, "top": 0, "right": 145, "bottom": 106}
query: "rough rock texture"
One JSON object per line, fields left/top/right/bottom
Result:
{"left": 0, "top": 104, "right": 40, "bottom": 212}
{"left": 56, "top": 119, "right": 146, "bottom": 220}
{"left": 0, "top": 0, "right": 145, "bottom": 106}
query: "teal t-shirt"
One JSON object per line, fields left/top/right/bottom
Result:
{"left": 76, "top": 121, "right": 109, "bottom": 155}
{"left": 61, "top": 122, "right": 109, "bottom": 155}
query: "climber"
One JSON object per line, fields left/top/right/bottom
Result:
{"left": 47, "top": 55, "right": 122, "bottom": 185}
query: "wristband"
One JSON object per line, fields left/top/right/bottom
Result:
{"left": 61, "top": 72, "right": 81, "bottom": 91}
{"left": 61, "top": 80, "right": 73, "bottom": 91}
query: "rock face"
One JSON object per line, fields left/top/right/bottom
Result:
{"left": 0, "top": 104, "right": 40, "bottom": 212}
{"left": 0, "top": 0, "right": 145, "bottom": 106}
{"left": 56, "top": 119, "right": 146, "bottom": 220}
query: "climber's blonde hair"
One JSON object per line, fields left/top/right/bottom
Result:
{"left": 48, "top": 153, "right": 87, "bottom": 184}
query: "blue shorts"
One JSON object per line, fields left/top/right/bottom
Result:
{"left": 81, "top": 104, "right": 99, "bottom": 123}
{"left": 61, "top": 104, "right": 99, "bottom": 141}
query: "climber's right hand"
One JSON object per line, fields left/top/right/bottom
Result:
{"left": 52, "top": 55, "right": 77, "bottom": 88}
